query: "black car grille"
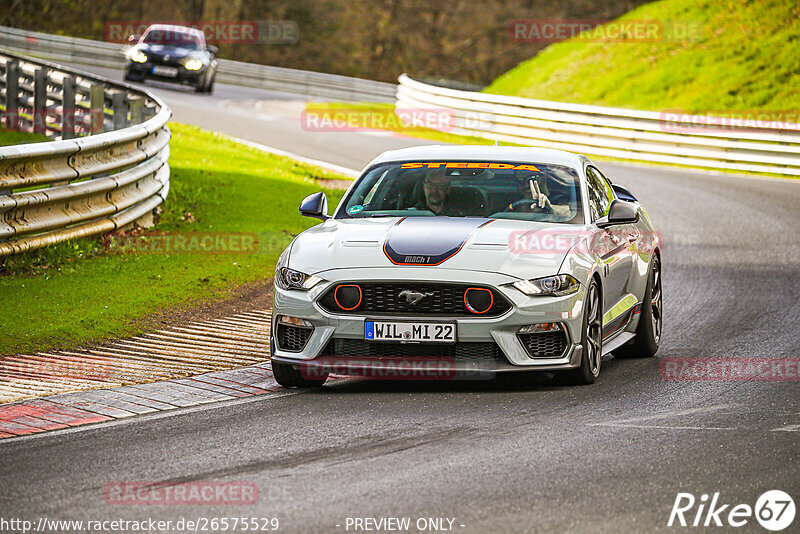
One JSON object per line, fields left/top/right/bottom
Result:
{"left": 518, "top": 331, "right": 568, "bottom": 358}
{"left": 320, "top": 338, "right": 507, "bottom": 363}
{"left": 276, "top": 324, "right": 313, "bottom": 352}
{"left": 318, "top": 282, "right": 512, "bottom": 317}
{"left": 147, "top": 53, "right": 184, "bottom": 67}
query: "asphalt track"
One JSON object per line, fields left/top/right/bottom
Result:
{"left": 1, "top": 69, "right": 799, "bottom": 533}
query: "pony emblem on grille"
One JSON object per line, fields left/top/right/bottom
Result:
{"left": 399, "top": 290, "right": 434, "bottom": 306}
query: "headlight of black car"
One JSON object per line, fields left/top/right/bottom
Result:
{"left": 183, "top": 58, "right": 204, "bottom": 71}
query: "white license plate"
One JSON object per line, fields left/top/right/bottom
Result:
{"left": 365, "top": 320, "right": 456, "bottom": 343}
{"left": 152, "top": 66, "right": 178, "bottom": 77}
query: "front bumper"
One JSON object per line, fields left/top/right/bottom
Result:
{"left": 126, "top": 62, "right": 205, "bottom": 85}
{"left": 271, "top": 267, "right": 585, "bottom": 374}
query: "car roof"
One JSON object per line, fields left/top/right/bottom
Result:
{"left": 366, "top": 145, "right": 590, "bottom": 169}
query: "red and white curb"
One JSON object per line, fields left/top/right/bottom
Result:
{"left": 0, "top": 361, "right": 285, "bottom": 439}
{"left": 0, "top": 309, "right": 291, "bottom": 439}
{"left": 0, "top": 310, "right": 274, "bottom": 404}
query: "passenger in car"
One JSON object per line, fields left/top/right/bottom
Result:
{"left": 511, "top": 174, "right": 573, "bottom": 218}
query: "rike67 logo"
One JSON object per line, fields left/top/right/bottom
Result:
{"left": 668, "top": 490, "right": 795, "bottom": 531}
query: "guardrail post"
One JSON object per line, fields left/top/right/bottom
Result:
{"left": 3, "top": 59, "right": 19, "bottom": 130}
{"left": 112, "top": 92, "right": 129, "bottom": 130}
{"left": 89, "top": 83, "right": 104, "bottom": 134}
{"left": 129, "top": 96, "right": 144, "bottom": 125}
{"left": 33, "top": 67, "right": 48, "bottom": 135}
{"left": 61, "top": 75, "right": 77, "bottom": 139}
{"left": 0, "top": 185, "right": 9, "bottom": 269}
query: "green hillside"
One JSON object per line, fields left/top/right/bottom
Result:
{"left": 486, "top": 0, "right": 800, "bottom": 111}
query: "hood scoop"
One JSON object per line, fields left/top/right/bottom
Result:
{"left": 383, "top": 217, "right": 492, "bottom": 266}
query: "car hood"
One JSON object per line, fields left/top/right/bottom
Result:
{"left": 138, "top": 44, "right": 200, "bottom": 58}
{"left": 289, "top": 217, "right": 585, "bottom": 280}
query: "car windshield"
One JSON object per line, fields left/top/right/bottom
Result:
{"left": 143, "top": 29, "right": 203, "bottom": 49}
{"left": 337, "top": 161, "right": 584, "bottom": 223}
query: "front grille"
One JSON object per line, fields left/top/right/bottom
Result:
{"left": 321, "top": 338, "right": 507, "bottom": 363}
{"left": 318, "top": 282, "right": 512, "bottom": 317}
{"left": 148, "top": 54, "right": 184, "bottom": 67}
{"left": 276, "top": 324, "right": 313, "bottom": 352}
{"left": 518, "top": 331, "right": 568, "bottom": 358}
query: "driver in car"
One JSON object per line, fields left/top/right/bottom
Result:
{"left": 510, "top": 174, "right": 572, "bottom": 218}
{"left": 413, "top": 167, "right": 467, "bottom": 216}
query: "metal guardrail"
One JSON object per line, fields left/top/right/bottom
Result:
{"left": 0, "top": 25, "right": 397, "bottom": 103}
{"left": 0, "top": 50, "right": 171, "bottom": 256}
{"left": 397, "top": 75, "right": 800, "bottom": 176}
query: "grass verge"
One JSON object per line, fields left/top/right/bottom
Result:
{"left": 485, "top": 0, "right": 800, "bottom": 112}
{"left": 0, "top": 122, "right": 348, "bottom": 355}
{"left": 0, "top": 126, "right": 49, "bottom": 146}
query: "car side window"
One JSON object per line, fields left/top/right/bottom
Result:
{"left": 586, "top": 166, "right": 613, "bottom": 221}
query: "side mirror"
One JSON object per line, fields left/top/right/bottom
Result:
{"left": 207, "top": 45, "right": 219, "bottom": 56}
{"left": 596, "top": 199, "right": 639, "bottom": 228}
{"left": 611, "top": 183, "right": 637, "bottom": 202}
{"left": 127, "top": 34, "right": 140, "bottom": 45}
{"left": 300, "top": 192, "right": 330, "bottom": 221}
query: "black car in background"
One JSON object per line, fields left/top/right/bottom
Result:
{"left": 124, "top": 24, "right": 218, "bottom": 93}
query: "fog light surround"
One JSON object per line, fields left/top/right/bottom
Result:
{"left": 517, "top": 322, "right": 569, "bottom": 359}
{"left": 279, "top": 315, "right": 313, "bottom": 327}
{"left": 518, "top": 322, "right": 564, "bottom": 334}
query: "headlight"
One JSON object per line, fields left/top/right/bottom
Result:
{"left": 183, "top": 58, "right": 204, "bottom": 71}
{"left": 275, "top": 266, "right": 323, "bottom": 291}
{"left": 130, "top": 51, "right": 148, "bottom": 63}
{"left": 511, "top": 275, "right": 580, "bottom": 297}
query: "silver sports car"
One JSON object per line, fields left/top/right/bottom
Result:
{"left": 270, "top": 145, "right": 662, "bottom": 386}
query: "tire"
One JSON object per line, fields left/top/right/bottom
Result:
{"left": 272, "top": 361, "right": 328, "bottom": 388}
{"left": 205, "top": 76, "right": 215, "bottom": 95}
{"left": 615, "top": 255, "right": 662, "bottom": 358}
{"left": 562, "top": 278, "right": 603, "bottom": 385}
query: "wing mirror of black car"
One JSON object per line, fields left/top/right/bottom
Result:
{"left": 207, "top": 45, "right": 219, "bottom": 56}
{"left": 611, "top": 183, "right": 638, "bottom": 202}
{"left": 299, "top": 192, "right": 330, "bottom": 220}
{"left": 596, "top": 199, "right": 639, "bottom": 228}
{"left": 127, "top": 34, "right": 140, "bottom": 45}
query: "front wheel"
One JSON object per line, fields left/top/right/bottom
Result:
{"left": 272, "top": 361, "right": 328, "bottom": 388}
{"left": 562, "top": 279, "right": 603, "bottom": 385}
{"left": 615, "top": 255, "right": 661, "bottom": 358}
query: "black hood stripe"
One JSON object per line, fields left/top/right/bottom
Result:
{"left": 383, "top": 217, "right": 493, "bottom": 266}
